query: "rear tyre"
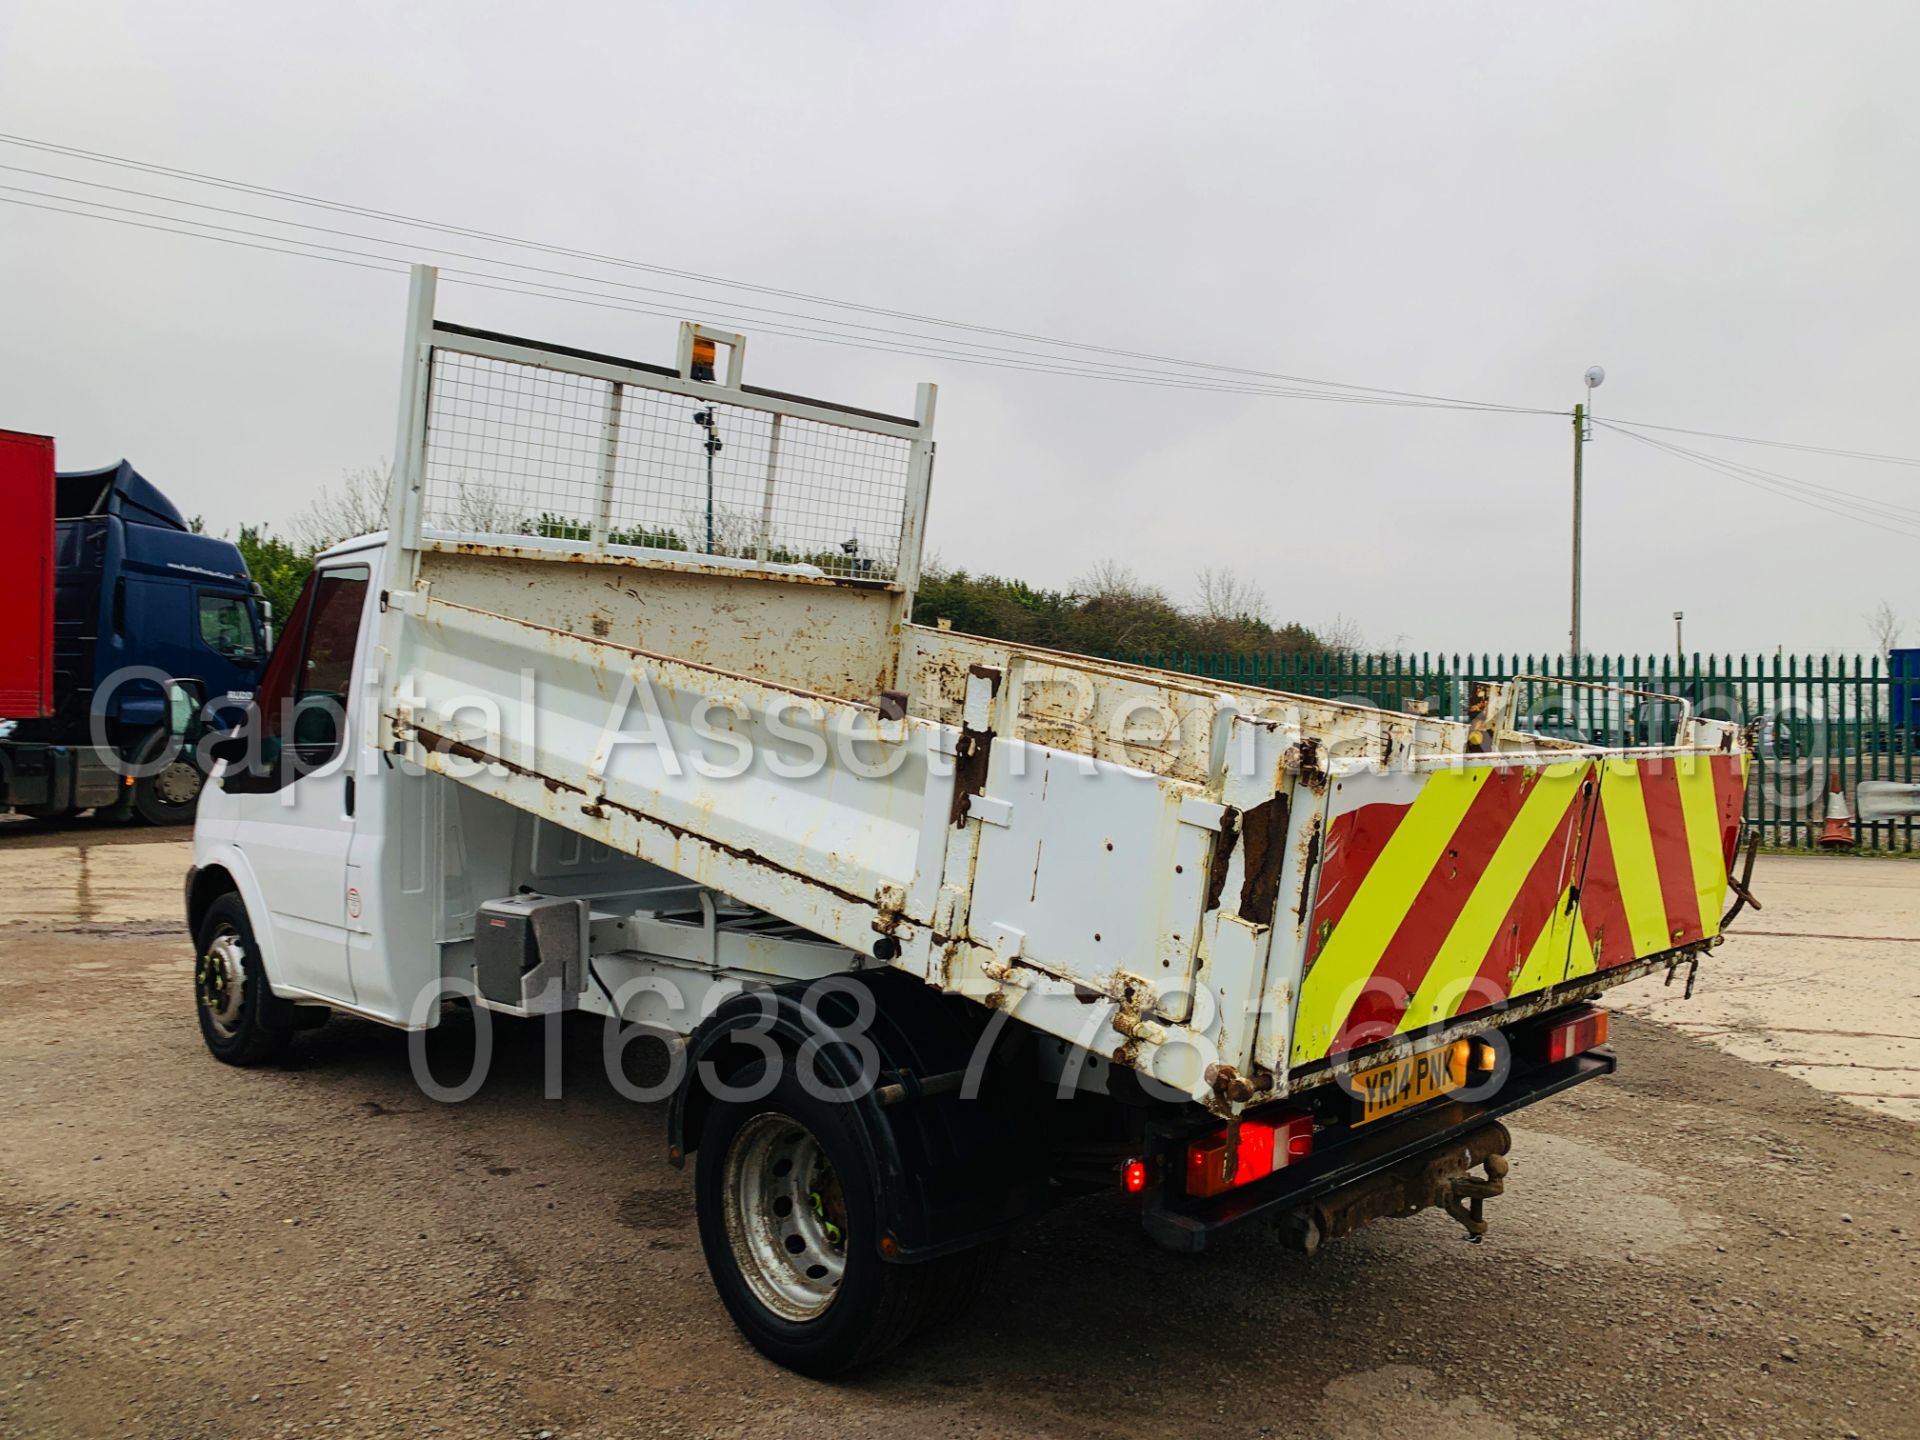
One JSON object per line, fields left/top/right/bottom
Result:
{"left": 693, "top": 1061, "right": 982, "bottom": 1376}
{"left": 194, "top": 892, "right": 294, "bottom": 1067}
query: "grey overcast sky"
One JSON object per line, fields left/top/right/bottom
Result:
{"left": 4, "top": 1, "right": 1917, "bottom": 657}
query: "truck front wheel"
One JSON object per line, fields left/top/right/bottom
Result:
{"left": 194, "top": 893, "right": 294, "bottom": 1066}
{"left": 133, "top": 753, "right": 203, "bottom": 825}
{"left": 693, "top": 1062, "right": 982, "bottom": 1376}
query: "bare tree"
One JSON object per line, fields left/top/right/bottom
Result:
{"left": 1067, "top": 559, "right": 1183, "bottom": 652}
{"left": 293, "top": 464, "right": 391, "bottom": 550}
{"left": 1867, "top": 599, "right": 1905, "bottom": 654}
{"left": 1194, "top": 566, "right": 1270, "bottom": 625}
{"left": 1074, "top": 558, "right": 1160, "bottom": 603}
{"left": 452, "top": 481, "right": 531, "bottom": 536}
{"left": 1316, "top": 613, "right": 1370, "bottom": 655}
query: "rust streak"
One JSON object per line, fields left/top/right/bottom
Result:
{"left": 1203, "top": 806, "right": 1241, "bottom": 912}
{"left": 423, "top": 595, "right": 888, "bottom": 710}
{"left": 593, "top": 791, "right": 882, "bottom": 915}
{"left": 1236, "top": 793, "right": 1291, "bottom": 927}
{"left": 409, "top": 726, "right": 885, "bottom": 918}
{"left": 1293, "top": 813, "right": 1323, "bottom": 926}
{"left": 948, "top": 729, "right": 994, "bottom": 828}
{"left": 948, "top": 664, "right": 1002, "bottom": 829}
{"left": 413, "top": 727, "right": 581, "bottom": 795}
{"left": 1292, "top": 736, "right": 1328, "bottom": 793}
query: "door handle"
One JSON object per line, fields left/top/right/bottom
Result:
{"left": 344, "top": 774, "right": 355, "bottom": 818}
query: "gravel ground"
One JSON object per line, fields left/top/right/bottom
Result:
{"left": 2, "top": 821, "right": 1916, "bottom": 1438}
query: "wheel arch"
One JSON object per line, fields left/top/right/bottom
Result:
{"left": 669, "top": 970, "right": 1048, "bottom": 1262}
{"left": 183, "top": 849, "right": 283, "bottom": 992}
{"left": 185, "top": 861, "right": 239, "bottom": 941}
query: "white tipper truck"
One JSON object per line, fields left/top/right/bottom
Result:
{"left": 186, "top": 267, "right": 1752, "bottom": 1374}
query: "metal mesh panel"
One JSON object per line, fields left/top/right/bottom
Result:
{"left": 420, "top": 347, "right": 913, "bottom": 581}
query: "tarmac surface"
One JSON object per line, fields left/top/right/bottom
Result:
{"left": 2, "top": 818, "right": 1916, "bottom": 1438}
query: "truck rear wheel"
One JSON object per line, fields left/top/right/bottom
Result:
{"left": 693, "top": 1062, "right": 981, "bottom": 1375}
{"left": 194, "top": 893, "right": 294, "bottom": 1067}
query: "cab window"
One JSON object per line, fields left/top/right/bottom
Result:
{"left": 198, "top": 593, "right": 262, "bottom": 663}
{"left": 289, "top": 566, "right": 371, "bottom": 765}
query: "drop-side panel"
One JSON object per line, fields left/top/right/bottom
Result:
{"left": 962, "top": 734, "right": 1220, "bottom": 1004}
{"left": 386, "top": 593, "right": 951, "bottom": 961}
{"left": 417, "top": 546, "right": 900, "bottom": 705}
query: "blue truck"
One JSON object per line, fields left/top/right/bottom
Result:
{"left": 0, "top": 431, "right": 270, "bottom": 825}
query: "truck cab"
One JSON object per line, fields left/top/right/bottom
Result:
{"left": 192, "top": 535, "right": 418, "bottom": 1016}
{"left": 0, "top": 444, "right": 269, "bottom": 824}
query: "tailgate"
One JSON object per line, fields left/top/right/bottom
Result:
{"left": 1287, "top": 750, "right": 1746, "bottom": 1068}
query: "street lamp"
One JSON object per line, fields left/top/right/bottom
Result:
{"left": 1674, "top": 610, "right": 1685, "bottom": 662}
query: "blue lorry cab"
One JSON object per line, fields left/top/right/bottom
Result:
{"left": 0, "top": 460, "right": 267, "bottom": 823}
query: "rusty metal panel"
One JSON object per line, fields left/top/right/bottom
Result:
{"left": 417, "top": 547, "right": 898, "bottom": 704}
{"left": 389, "top": 597, "right": 927, "bottom": 953}
{"left": 962, "top": 735, "right": 1218, "bottom": 1003}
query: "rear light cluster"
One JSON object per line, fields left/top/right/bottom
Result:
{"left": 1545, "top": 1005, "right": 1610, "bottom": 1063}
{"left": 1184, "top": 1107, "right": 1313, "bottom": 1198}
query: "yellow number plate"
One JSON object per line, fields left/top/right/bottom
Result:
{"left": 1350, "top": 1042, "right": 1469, "bottom": 1126}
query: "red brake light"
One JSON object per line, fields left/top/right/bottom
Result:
{"left": 1122, "top": 1159, "right": 1150, "bottom": 1194}
{"left": 1545, "top": 1006, "right": 1610, "bottom": 1063}
{"left": 1185, "top": 1109, "right": 1313, "bottom": 1198}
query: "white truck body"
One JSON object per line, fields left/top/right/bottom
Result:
{"left": 187, "top": 267, "right": 1750, "bottom": 1369}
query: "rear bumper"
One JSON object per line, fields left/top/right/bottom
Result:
{"left": 1140, "top": 1050, "right": 1614, "bottom": 1252}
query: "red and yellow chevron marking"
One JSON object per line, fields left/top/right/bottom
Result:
{"left": 1289, "top": 751, "right": 1746, "bottom": 1066}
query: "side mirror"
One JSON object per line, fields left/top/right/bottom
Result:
{"left": 167, "top": 680, "right": 208, "bottom": 747}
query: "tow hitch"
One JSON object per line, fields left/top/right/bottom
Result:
{"left": 1275, "top": 1123, "right": 1512, "bottom": 1253}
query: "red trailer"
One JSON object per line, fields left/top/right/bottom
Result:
{"left": 0, "top": 430, "right": 55, "bottom": 720}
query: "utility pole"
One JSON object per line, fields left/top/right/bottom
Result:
{"left": 1571, "top": 365, "right": 1605, "bottom": 668}
{"left": 1570, "top": 402, "right": 1584, "bottom": 664}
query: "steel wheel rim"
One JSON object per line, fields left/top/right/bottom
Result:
{"left": 197, "top": 926, "right": 247, "bottom": 1038}
{"left": 152, "top": 759, "right": 201, "bottom": 807}
{"left": 721, "top": 1112, "right": 848, "bottom": 1322}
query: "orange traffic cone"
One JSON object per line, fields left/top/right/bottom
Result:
{"left": 1817, "top": 770, "right": 1855, "bottom": 850}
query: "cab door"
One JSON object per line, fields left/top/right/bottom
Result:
{"left": 230, "top": 560, "right": 372, "bottom": 1003}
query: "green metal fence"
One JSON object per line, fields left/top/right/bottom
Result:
{"left": 1122, "top": 651, "right": 1919, "bottom": 853}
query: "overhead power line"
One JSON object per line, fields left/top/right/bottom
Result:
{"left": 0, "top": 165, "right": 1556, "bottom": 406}
{"left": 1597, "top": 422, "right": 1920, "bottom": 541}
{"left": 0, "top": 186, "right": 1553, "bottom": 412}
{"left": 10, "top": 129, "right": 1920, "bottom": 467}
{"left": 0, "top": 129, "right": 1548, "bottom": 415}
{"left": 0, "top": 191, "right": 409, "bottom": 277}
{"left": 6, "top": 129, "right": 1918, "bottom": 543}
{"left": 1598, "top": 416, "right": 1920, "bottom": 469}
{"left": 1594, "top": 420, "right": 1920, "bottom": 523}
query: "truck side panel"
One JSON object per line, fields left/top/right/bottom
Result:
{"left": 0, "top": 431, "right": 55, "bottom": 719}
